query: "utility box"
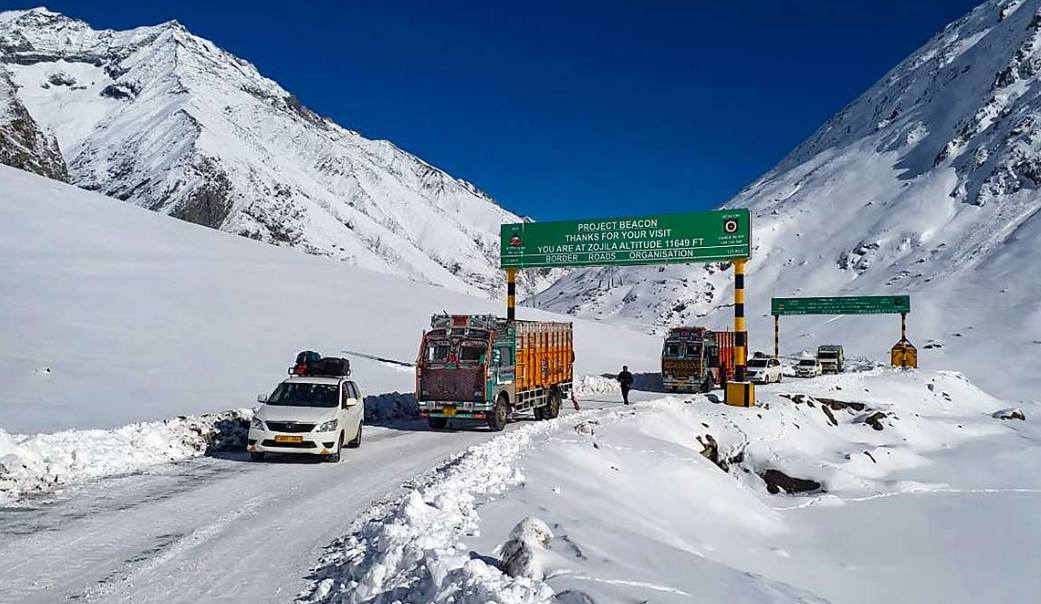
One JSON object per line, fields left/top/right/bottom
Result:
{"left": 725, "top": 381, "right": 755, "bottom": 407}
{"left": 891, "top": 340, "right": 918, "bottom": 368}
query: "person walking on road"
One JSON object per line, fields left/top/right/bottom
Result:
{"left": 617, "top": 365, "right": 634, "bottom": 405}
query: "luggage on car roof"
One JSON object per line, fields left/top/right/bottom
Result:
{"left": 291, "top": 350, "right": 322, "bottom": 376}
{"left": 307, "top": 357, "right": 351, "bottom": 377}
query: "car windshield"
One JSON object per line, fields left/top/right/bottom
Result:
{"left": 799, "top": 359, "right": 817, "bottom": 366}
{"left": 267, "top": 382, "right": 338, "bottom": 408}
{"left": 748, "top": 359, "right": 769, "bottom": 368}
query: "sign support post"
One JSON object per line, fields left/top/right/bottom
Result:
{"left": 725, "top": 258, "right": 755, "bottom": 407}
{"left": 506, "top": 268, "right": 518, "bottom": 322}
{"left": 774, "top": 314, "right": 780, "bottom": 360}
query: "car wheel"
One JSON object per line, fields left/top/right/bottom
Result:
{"left": 776, "top": 373, "right": 783, "bottom": 384}
{"left": 249, "top": 451, "right": 265, "bottom": 462}
{"left": 428, "top": 416, "right": 449, "bottom": 430}
{"left": 347, "top": 423, "right": 362, "bottom": 448}
{"left": 488, "top": 395, "right": 509, "bottom": 432}
{"left": 327, "top": 433, "right": 343, "bottom": 463}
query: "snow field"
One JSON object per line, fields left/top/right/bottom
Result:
{"left": 303, "top": 368, "right": 1040, "bottom": 604}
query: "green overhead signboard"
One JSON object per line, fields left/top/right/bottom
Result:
{"left": 772, "top": 295, "right": 911, "bottom": 316}
{"left": 500, "top": 208, "right": 751, "bottom": 269}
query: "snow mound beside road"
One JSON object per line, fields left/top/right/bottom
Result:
{"left": 0, "top": 410, "right": 250, "bottom": 505}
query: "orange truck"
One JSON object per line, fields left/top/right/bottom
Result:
{"left": 417, "top": 314, "right": 574, "bottom": 431}
{"left": 660, "top": 327, "right": 735, "bottom": 393}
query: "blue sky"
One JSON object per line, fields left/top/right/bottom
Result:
{"left": 22, "top": 0, "right": 982, "bottom": 220}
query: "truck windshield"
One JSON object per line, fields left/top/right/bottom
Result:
{"left": 819, "top": 352, "right": 837, "bottom": 358}
{"left": 686, "top": 344, "right": 702, "bottom": 357}
{"left": 425, "top": 342, "right": 451, "bottom": 363}
{"left": 267, "top": 383, "right": 339, "bottom": 408}
{"left": 664, "top": 343, "right": 682, "bottom": 357}
{"left": 459, "top": 342, "right": 486, "bottom": 362}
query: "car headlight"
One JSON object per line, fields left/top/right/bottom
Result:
{"left": 250, "top": 417, "right": 265, "bottom": 431}
{"left": 315, "top": 419, "right": 338, "bottom": 432}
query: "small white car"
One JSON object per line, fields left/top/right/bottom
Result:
{"left": 747, "top": 357, "right": 783, "bottom": 384}
{"left": 248, "top": 376, "right": 364, "bottom": 462}
{"left": 795, "top": 358, "right": 823, "bottom": 378}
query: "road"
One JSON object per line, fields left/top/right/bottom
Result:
{"left": 0, "top": 397, "right": 637, "bottom": 604}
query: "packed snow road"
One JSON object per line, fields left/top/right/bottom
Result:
{"left": 0, "top": 398, "right": 633, "bottom": 604}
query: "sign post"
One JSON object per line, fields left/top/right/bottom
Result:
{"left": 771, "top": 295, "right": 915, "bottom": 368}
{"left": 501, "top": 209, "right": 756, "bottom": 407}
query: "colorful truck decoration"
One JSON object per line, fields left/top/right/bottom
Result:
{"left": 416, "top": 314, "right": 574, "bottom": 431}
{"left": 660, "top": 327, "right": 735, "bottom": 393}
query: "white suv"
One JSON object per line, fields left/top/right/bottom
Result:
{"left": 795, "top": 358, "right": 823, "bottom": 378}
{"left": 248, "top": 376, "right": 364, "bottom": 462}
{"left": 747, "top": 357, "right": 783, "bottom": 384}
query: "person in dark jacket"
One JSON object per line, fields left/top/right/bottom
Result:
{"left": 617, "top": 365, "right": 635, "bottom": 405}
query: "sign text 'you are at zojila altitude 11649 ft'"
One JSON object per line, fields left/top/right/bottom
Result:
{"left": 500, "top": 209, "right": 751, "bottom": 269}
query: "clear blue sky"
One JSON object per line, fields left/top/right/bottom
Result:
{"left": 22, "top": 0, "right": 981, "bottom": 220}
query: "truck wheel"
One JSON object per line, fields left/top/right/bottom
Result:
{"left": 533, "top": 405, "right": 547, "bottom": 421}
{"left": 700, "top": 377, "right": 713, "bottom": 393}
{"left": 249, "top": 452, "right": 265, "bottom": 462}
{"left": 546, "top": 390, "right": 561, "bottom": 419}
{"left": 327, "top": 433, "right": 343, "bottom": 463}
{"left": 488, "top": 395, "right": 509, "bottom": 432}
{"left": 347, "top": 423, "right": 362, "bottom": 448}
{"left": 428, "top": 417, "right": 449, "bottom": 430}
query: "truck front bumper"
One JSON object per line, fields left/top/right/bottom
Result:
{"left": 419, "top": 401, "right": 492, "bottom": 420}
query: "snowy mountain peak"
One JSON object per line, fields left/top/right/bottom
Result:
{"left": 0, "top": 8, "right": 549, "bottom": 299}
{"left": 537, "top": 0, "right": 1041, "bottom": 380}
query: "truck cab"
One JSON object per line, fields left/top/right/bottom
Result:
{"left": 417, "top": 314, "right": 572, "bottom": 431}
{"left": 248, "top": 375, "right": 363, "bottom": 462}
{"left": 661, "top": 327, "right": 735, "bottom": 393}
{"left": 817, "top": 345, "right": 845, "bottom": 374}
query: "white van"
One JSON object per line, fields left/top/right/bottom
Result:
{"left": 247, "top": 376, "right": 364, "bottom": 462}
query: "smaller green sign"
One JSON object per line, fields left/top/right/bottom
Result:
{"left": 772, "top": 295, "right": 910, "bottom": 316}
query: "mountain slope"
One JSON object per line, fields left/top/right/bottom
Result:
{"left": 0, "top": 164, "right": 659, "bottom": 434}
{"left": 0, "top": 7, "right": 545, "bottom": 298}
{"left": 537, "top": 0, "right": 1041, "bottom": 399}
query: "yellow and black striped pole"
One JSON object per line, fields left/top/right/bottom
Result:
{"left": 506, "top": 268, "right": 518, "bottom": 322}
{"left": 733, "top": 258, "right": 747, "bottom": 383}
{"left": 774, "top": 314, "right": 779, "bottom": 360}
{"left": 900, "top": 313, "right": 907, "bottom": 368}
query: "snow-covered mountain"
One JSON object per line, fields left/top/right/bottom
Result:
{"left": 0, "top": 7, "right": 552, "bottom": 298}
{"left": 536, "top": 0, "right": 1041, "bottom": 397}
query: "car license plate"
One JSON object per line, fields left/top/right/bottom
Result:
{"left": 443, "top": 408, "right": 457, "bottom": 417}
{"left": 275, "top": 435, "right": 303, "bottom": 444}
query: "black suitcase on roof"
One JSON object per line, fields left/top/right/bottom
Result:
{"left": 308, "top": 357, "right": 350, "bottom": 377}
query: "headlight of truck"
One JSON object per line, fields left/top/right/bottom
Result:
{"left": 250, "top": 417, "right": 265, "bottom": 431}
{"left": 315, "top": 419, "right": 338, "bottom": 432}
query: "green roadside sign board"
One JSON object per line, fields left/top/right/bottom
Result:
{"left": 772, "top": 295, "right": 911, "bottom": 316}
{"left": 500, "top": 208, "right": 751, "bottom": 269}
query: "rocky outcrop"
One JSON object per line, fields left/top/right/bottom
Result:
{"left": 0, "top": 65, "right": 67, "bottom": 181}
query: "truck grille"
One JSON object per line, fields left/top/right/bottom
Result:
{"left": 265, "top": 422, "right": 316, "bottom": 433}
{"left": 420, "top": 368, "right": 484, "bottom": 402}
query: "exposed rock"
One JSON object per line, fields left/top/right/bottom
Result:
{"left": 760, "top": 469, "right": 822, "bottom": 495}
{"left": 992, "top": 408, "right": 1027, "bottom": 421}
{"left": 863, "top": 411, "right": 887, "bottom": 431}
{"left": 499, "top": 517, "right": 553, "bottom": 580}
{"left": 0, "top": 66, "right": 68, "bottom": 181}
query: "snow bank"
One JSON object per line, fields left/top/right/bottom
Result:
{"left": 300, "top": 412, "right": 614, "bottom": 604}
{"left": 572, "top": 375, "right": 620, "bottom": 397}
{"left": 461, "top": 369, "right": 1040, "bottom": 604}
{"left": 0, "top": 410, "right": 250, "bottom": 505}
